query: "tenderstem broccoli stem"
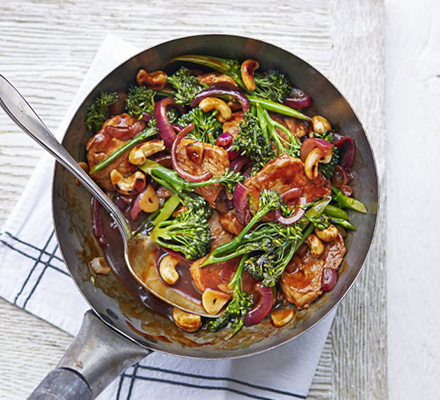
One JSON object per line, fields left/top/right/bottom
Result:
{"left": 154, "top": 194, "right": 181, "bottom": 226}
{"left": 90, "top": 128, "right": 157, "bottom": 174}
{"left": 210, "top": 205, "right": 273, "bottom": 258}
{"left": 248, "top": 96, "right": 311, "bottom": 121}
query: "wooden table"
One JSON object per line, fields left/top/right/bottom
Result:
{"left": 0, "top": 1, "right": 386, "bottom": 398}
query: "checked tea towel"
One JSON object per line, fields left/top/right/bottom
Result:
{"left": 0, "top": 35, "right": 336, "bottom": 400}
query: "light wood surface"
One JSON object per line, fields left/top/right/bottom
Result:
{"left": 0, "top": 1, "right": 386, "bottom": 399}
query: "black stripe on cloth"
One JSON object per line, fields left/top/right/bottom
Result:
{"left": 121, "top": 373, "right": 276, "bottom": 400}
{"left": 4, "top": 231, "right": 64, "bottom": 263}
{"left": 137, "top": 365, "right": 307, "bottom": 399}
{"left": 13, "top": 230, "right": 55, "bottom": 305}
{"left": 126, "top": 363, "right": 139, "bottom": 399}
{"left": 23, "top": 243, "right": 61, "bottom": 308}
{"left": 116, "top": 374, "right": 126, "bottom": 400}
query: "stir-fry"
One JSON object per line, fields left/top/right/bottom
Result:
{"left": 84, "top": 55, "right": 366, "bottom": 338}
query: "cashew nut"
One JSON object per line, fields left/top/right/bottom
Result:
{"left": 202, "top": 289, "right": 231, "bottom": 315}
{"left": 271, "top": 309, "right": 294, "bottom": 327}
{"left": 136, "top": 69, "right": 168, "bottom": 90}
{"left": 75, "top": 162, "right": 89, "bottom": 186}
{"left": 139, "top": 184, "right": 160, "bottom": 213}
{"left": 315, "top": 224, "right": 339, "bottom": 242}
{"left": 199, "top": 98, "right": 232, "bottom": 122}
{"left": 304, "top": 147, "right": 323, "bottom": 180}
{"left": 159, "top": 254, "right": 180, "bottom": 285}
{"left": 172, "top": 308, "right": 202, "bottom": 333}
{"left": 307, "top": 234, "right": 325, "bottom": 257}
{"left": 311, "top": 115, "right": 332, "bottom": 134}
{"left": 129, "top": 140, "right": 166, "bottom": 165}
{"left": 90, "top": 257, "right": 111, "bottom": 275}
{"left": 241, "top": 59, "right": 259, "bottom": 91}
{"left": 110, "top": 170, "right": 146, "bottom": 195}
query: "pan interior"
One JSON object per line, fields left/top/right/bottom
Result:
{"left": 52, "top": 35, "right": 378, "bottom": 358}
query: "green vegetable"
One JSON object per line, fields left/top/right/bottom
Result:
{"left": 324, "top": 205, "right": 349, "bottom": 220}
{"left": 89, "top": 125, "right": 158, "bottom": 174}
{"left": 125, "top": 86, "right": 155, "bottom": 117}
{"left": 166, "top": 54, "right": 245, "bottom": 89}
{"left": 86, "top": 91, "right": 118, "bottom": 133}
{"left": 248, "top": 96, "right": 311, "bottom": 121}
{"left": 177, "top": 107, "right": 222, "bottom": 144}
{"left": 202, "top": 189, "right": 282, "bottom": 265}
{"left": 167, "top": 67, "right": 207, "bottom": 105}
{"left": 260, "top": 107, "right": 301, "bottom": 158}
{"left": 207, "top": 256, "right": 253, "bottom": 337}
{"left": 329, "top": 217, "right": 356, "bottom": 231}
{"left": 150, "top": 193, "right": 212, "bottom": 260}
{"left": 332, "top": 186, "right": 367, "bottom": 213}
{"left": 253, "top": 70, "right": 292, "bottom": 102}
{"left": 243, "top": 222, "right": 302, "bottom": 287}
{"left": 140, "top": 159, "right": 243, "bottom": 195}
{"left": 233, "top": 112, "right": 276, "bottom": 173}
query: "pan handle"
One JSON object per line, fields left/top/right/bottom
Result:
{"left": 28, "top": 310, "right": 152, "bottom": 400}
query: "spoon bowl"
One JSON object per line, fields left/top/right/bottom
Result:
{"left": 0, "top": 74, "right": 212, "bottom": 316}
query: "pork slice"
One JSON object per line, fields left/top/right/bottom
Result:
{"left": 280, "top": 234, "right": 346, "bottom": 309}
{"left": 244, "top": 154, "right": 330, "bottom": 208}
{"left": 87, "top": 114, "right": 142, "bottom": 191}
{"left": 190, "top": 211, "right": 255, "bottom": 294}
{"left": 223, "top": 111, "right": 244, "bottom": 138}
{"left": 176, "top": 138, "right": 229, "bottom": 206}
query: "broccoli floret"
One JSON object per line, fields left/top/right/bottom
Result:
{"left": 178, "top": 108, "right": 222, "bottom": 144}
{"left": 253, "top": 70, "right": 292, "bottom": 102}
{"left": 233, "top": 113, "right": 276, "bottom": 173}
{"left": 167, "top": 67, "right": 206, "bottom": 105}
{"left": 150, "top": 209, "right": 211, "bottom": 260}
{"left": 243, "top": 222, "right": 302, "bottom": 286}
{"left": 86, "top": 91, "right": 118, "bottom": 133}
{"left": 125, "top": 86, "right": 156, "bottom": 117}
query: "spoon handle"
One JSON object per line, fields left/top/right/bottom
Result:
{"left": 0, "top": 74, "right": 131, "bottom": 241}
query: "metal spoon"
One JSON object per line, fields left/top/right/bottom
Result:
{"left": 0, "top": 75, "right": 214, "bottom": 317}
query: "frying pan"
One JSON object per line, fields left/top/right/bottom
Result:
{"left": 19, "top": 35, "right": 378, "bottom": 399}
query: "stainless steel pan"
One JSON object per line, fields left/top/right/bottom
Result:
{"left": 20, "top": 35, "right": 378, "bottom": 399}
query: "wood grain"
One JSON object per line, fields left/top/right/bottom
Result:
{"left": 0, "top": 1, "right": 386, "bottom": 399}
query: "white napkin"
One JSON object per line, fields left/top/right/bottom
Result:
{"left": 0, "top": 35, "right": 335, "bottom": 400}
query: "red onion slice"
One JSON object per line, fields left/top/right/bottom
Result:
{"left": 275, "top": 197, "right": 306, "bottom": 225}
{"left": 215, "top": 132, "right": 233, "bottom": 147}
{"left": 322, "top": 268, "right": 338, "bottom": 292}
{"left": 334, "top": 136, "right": 356, "bottom": 173}
{"left": 332, "top": 165, "right": 351, "bottom": 187}
{"left": 283, "top": 88, "right": 312, "bottom": 109}
{"left": 154, "top": 97, "right": 179, "bottom": 148}
{"left": 191, "top": 85, "right": 250, "bottom": 113}
{"left": 230, "top": 155, "right": 250, "bottom": 173}
{"left": 243, "top": 285, "right": 273, "bottom": 327}
{"left": 233, "top": 182, "right": 252, "bottom": 225}
{"left": 105, "top": 120, "right": 146, "bottom": 140}
{"left": 300, "top": 138, "right": 333, "bottom": 163}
